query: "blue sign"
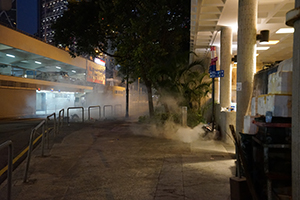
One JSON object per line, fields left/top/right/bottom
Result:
{"left": 209, "top": 65, "right": 216, "bottom": 73}
{"left": 210, "top": 70, "right": 224, "bottom": 78}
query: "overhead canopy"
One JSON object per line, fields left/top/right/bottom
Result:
{"left": 190, "top": 0, "right": 294, "bottom": 64}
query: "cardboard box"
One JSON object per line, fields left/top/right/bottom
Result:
{"left": 257, "top": 94, "right": 292, "bottom": 117}
{"left": 257, "top": 95, "right": 267, "bottom": 116}
{"left": 244, "top": 115, "right": 258, "bottom": 134}
{"left": 275, "top": 71, "right": 292, "bottom": 94}
{"left": 251, "top": 97, "right": 257, "bottom": 116}
{"left": 266, "top": 94, "right": 292, "bottom": 117}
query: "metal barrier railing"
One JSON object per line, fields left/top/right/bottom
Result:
{"left": 88, "top": 105, "right": 101, "bottom": 121}
{"left": 67, "top": 107, "right": 84, "bottom": 123}
{"left": 0, "top": 140, "right": 13, "bottom": 200}
{"left": 46, "top": 113, "right": 57, "bottom": 137}
{"left": 103, "top": 105, "right": 113, "bottom": 118}
{"left": 114, "top": 104, "right": 122, "bottom": 116}
{"left": 58, "top": 109, "right": 64, "bottom": 128}
{"left": 24, "top": 120, "right": 45, "bottom": 183}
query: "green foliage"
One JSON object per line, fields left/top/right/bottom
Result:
{"left": 187, "top": 109, "right": 205, "bottom": 128}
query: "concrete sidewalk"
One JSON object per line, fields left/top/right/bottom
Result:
{"left": 0, "top": 120, "right": 235, "bottom": 200}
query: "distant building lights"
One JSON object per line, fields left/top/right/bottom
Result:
{"left": 6, "top": 54, "right": 15, "bottom": 58}
{"left": 56, "top": 66, "right": 61, "bottom": 69}
{"left": 35, "top": 61, "right": 42, "bottom": 64}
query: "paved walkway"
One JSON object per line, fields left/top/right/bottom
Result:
{"left": 0, "top": 120, "right": 235, "bottom": 200}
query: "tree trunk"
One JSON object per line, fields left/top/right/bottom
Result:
{"left": 145, "top": 81, "right": 154, "bottom": 117}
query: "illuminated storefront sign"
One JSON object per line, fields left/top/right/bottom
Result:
{"left": 86, "top": 60, "right": 106, "bottom": 84}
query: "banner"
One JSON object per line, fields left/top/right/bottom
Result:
{"left": 86, "top": 61, "right": 106, "bottom": 85}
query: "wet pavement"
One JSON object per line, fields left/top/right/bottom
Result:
{"left": 0, "top": 119, "right": 235, "bottom": 200}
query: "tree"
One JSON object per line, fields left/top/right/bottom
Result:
{"left": 52, "top": 0, "right": 190, "bottom": 117}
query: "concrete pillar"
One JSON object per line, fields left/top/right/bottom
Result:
{"left": 236, "top": 0, "right": 257, "bottom": 134}
{"left": 286, "top": 2, "right": 300, "bottom": 199}
{"left": 220, "top": 26, "right": 232, "bottom": 108}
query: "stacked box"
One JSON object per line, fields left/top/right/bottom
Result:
{"left": 275, "top": 71, "right": 292, "bottom": 94}
{"left": 258, "top": 94, "right": 292, "bottom": 117}
{"left": 257, "top": 95, "right": 267, "bottom": 116}
{"left": 265, "top": 94, "right": 292, "bottom": 117}
{"left": 251, "top": 97, "right": 257, "bottom": 116}
{"left": 244, "top": 115, "right": 258, "bottom": 134}
{"left": 277, "top": 58, "right": 293, "bottom": 72}
{"left": 268, "top": 73, "right": 276, "bottom": 94}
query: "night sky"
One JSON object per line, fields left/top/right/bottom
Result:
{"left": 17, "top": 0, "right": 39, "bottom": 35}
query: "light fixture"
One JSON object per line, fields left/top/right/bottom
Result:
{"left": 72, "top": 70, "right": 76, "bottom": 73}
{"left": 276, "top": 28, "right": 294, "bottom": 34}
{"left": 256, "top": 47, "right": 270, "bottom": 50}
{"left": 56, "top": 66, "right": 61, "bottom": 69}
{"left": 6, "top": 54, "right": 15, "bottom": 58}
{"left": 35, "top": 61, "right": 42, "bottom": 64}
{"left": 259, "top": 40, "right": 279, "bottom": 45}
{"left": 231, "top": 55, "right": 237, "bottom": 64}
{"left": 256, "top": 30, "right": 269, "bottom": 42}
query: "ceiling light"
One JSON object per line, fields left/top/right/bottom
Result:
{"left": 72, "top": 70, "right": 76, "bottom": 73}
{"left": 256, "top": 47, "right": 270, "bottom": 50}
{"left": 6, "top": 54, "right": 15, "bottom": 58}
{"left": 35, "top": 61, "right": 42, "bottom": 64}
{"left": 56, "top": 66, "right": 61, "bottom": 69}
{"left": 259, "top": 40, "right": 279, "bottom": 45}
{"left": 276, "top": 28, "right": 294, "bottom": 34}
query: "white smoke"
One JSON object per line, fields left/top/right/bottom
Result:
{"left": 131, "top": 120, "right": 207, "bottom": 143}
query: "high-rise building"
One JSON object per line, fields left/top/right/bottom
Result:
{"left": 40, "top": 0, "right": 68, "bottom": 43}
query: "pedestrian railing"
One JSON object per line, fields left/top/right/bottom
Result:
{"left": 88, "top": 105, "right": 101, "bottom": 121}
{"left": 67, "top": 107, "right": 84, "bottom": 123}
{"left": 0, "top": 140, "right": 13, "bottom": 200}
{"left": 46, "top": 112, "right": 57, "bottom": 137}
{"left": 20, "top": 104, "right": 122, "bottom": 185}
{"left": 103, "top": 105, "right": 113, "bottom": 118}
{"left": 58, "top": 108, "right": 64, "bottom": 128}
{"left": 24, "top": 120, "right": 45, "bottom": 183}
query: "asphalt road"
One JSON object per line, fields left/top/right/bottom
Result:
{"left": 0, "top": 119, "right": 48, "bottom": 184}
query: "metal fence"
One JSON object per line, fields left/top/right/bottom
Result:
{"left": 88, "top": 106, "right": 101, "bottom": 121}
{"left": 0, "top": 140, "right": 13, "bottom": 200}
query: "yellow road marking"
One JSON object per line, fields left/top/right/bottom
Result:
{"left": 0, "top": 132, "right": 46, "bottom": 176}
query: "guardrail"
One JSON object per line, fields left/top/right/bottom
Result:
{"left": 0, "top": 140, "right": 13, "bottom": 200}
{"left": 46, "top": 113, "right": 57, "bottom": 137}
{"left": 58, "top": 109, "right": 64, "bottom": 128}
{"left": 88, "top": 105, "right": 101, "bottom": 121}
{"left": 67, "top": 107, "right": 84, "bottom": 123}
{"left": 103, "top": 105, "right": 113, "bottom": 118}
{"left": 24, "top": 120, "right": 45, "bottom": 183}
{"left": 114, "top": 104, "right": 122, "bottom": 116}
